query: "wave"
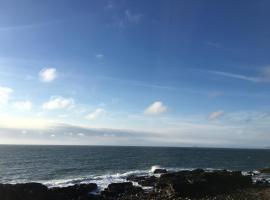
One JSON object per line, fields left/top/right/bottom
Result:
{"left": 6, "top": 166, "right": 270, "bottom": 190}
{"left": 42, "top": 169, "right": 151, "bottom": 190}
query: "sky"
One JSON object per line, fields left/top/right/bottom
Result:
{"left": 0, "top": 0, "right": 270, "bottom": 148}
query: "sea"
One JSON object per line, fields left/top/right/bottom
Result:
{"left": 0, "top": 145, "right": 269, "bottom": 190}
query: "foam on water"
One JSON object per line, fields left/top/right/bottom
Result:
{"left": 42, "top": 168, "right": 151, "bottom": 190}
{"left": 4, "top": 166, "right": 270, "bottom": 190}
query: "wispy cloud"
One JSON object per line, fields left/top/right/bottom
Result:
{"left": 0, "top": 86, "right": 13, "bottom": 106}
{"left": 42, "top": 96, "right": 74, "bottom": 110}
{"left": 144, "top": 101, "right": 167, "bottom": 115}
{"left": 209, "top": 110, "right": 224, "bottom": 121}
{"left": 99, "top": 75, "right": 224, "bottom": 97}
{"left": 0, "top": 20, "right": 64, "bottom": 32}
{"left": 13, "top": 100, "right": 32, "bottom": 111}
{"left": 210, "top": 71, "right": 260, "bottom": 82}
{"left": 125, "top": 10, "right": 142, "bottom": 24}
{"left": 96, "top": 54, "right": 104, "bottom": 59}
{"left": 98, "top": 76, "right": 175, "bottom": 90}
{"left": 86, "top": 108, "right": 106, "bottom": 120}
{"left": 39, "top": 68, "right": 57, "bottom": 82}
{"left": 113, "top": 9, "right": 143, "bottom": 29}
{"left": 210, "top": 66, "right": 270, "bottom": 83}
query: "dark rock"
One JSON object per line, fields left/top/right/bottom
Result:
{"left": 50, "top": 183, "right": 98, "bottom": 199}
{"left": 127, "top": 175, "right": 158, "bottom": 187}
{"left": 0, "top": 183, "right": 98, "bottom": 200}
{"left": 153, "top": 168, "right": 167, "bottom": 174}
{"left": 259, "top": 167, "right": 270, "bottom": 173}
{"left": 156, "top": 169, "right": 253, "bottom": 197}
{"left": 107, "top": 182, "right": 133, "bottom": 194}
{"left": 0, "top": 183, "right": 49, "bottom": 200}
{"left": 102, "top": 182, "right": 143, "bottom": 199}
{"left": 255, "top": 179, "right": 270, "bottom": 187}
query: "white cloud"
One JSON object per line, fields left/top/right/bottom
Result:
{"left": 77, "top": 133, "right": 85, "bottom": 137}
{"left": 144, "top": 101, "right": 167, "bottom": 115}
{"left": 86, "top": 108, "right": 106, "bottom": 120}
{"left": 125, "top": 10, "right": 142, "bottom": 24}
{"left": 13, "top": 100, "right": 32, "bottom": 111}
{"left": 113, "top": 9, "right": 143, "bottom": 29}
{"left": 96, "top": 54, "right": 104, "bottom": 59}
{"left": 42, "top": 96, "right": 74, "bottom": 110}
{"left": 0, "top": 86, "right": 13, "bottom": 105}
{"left": 39, "top": 67, "right": 57, "bottom": 82}
{"left": 210, "top": 66, "right": 270, "bottom": 83}
{"left": 209, "top": 110, "right": 224, "bottom": 120}
{"left": 210, "top": 71, "right": 260, "bottom": 82}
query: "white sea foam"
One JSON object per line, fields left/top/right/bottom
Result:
{"left": 32, "top": 166, "right": 270, "bottom": 190}
{"left": 41, "top": 166, "right": 200, "bottom": 190}
{"left": 42, "top": 169, "right": 151, "bottom": 190}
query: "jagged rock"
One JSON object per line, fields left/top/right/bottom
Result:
{"left": 101, "top": 182, "right": 143, "bottom": 199}
{"left": 0, "top": 183, "right": 49, "bottom": 200}
{"left": 127, "top": 175, "right": 158, "bottom": 187}
{"left": 50, "top": 183, "right": 98, "bottom": 199}
{"left": 255, "top": 179, "right": 270, "bottom": 187}
{"left": 153, "top": 169, "right": 167, "bottom": 174}
{"left": 156, "top": 169, "right": 252, "bottom": 197}
{"left": 259, "top": 168, "right": 270, "bottom": 173}
{"left": 0, "top": 170, "right": 266, "bottom": 200}
{"left": 0, "top": 183, "right": 98, "bottom": 200}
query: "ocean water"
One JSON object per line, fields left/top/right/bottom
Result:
{"left": 0, "top": 145, "right": 270, "bottom": 189}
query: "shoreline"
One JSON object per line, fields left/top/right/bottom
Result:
{"left": 1, "top": 168, "right": 270, "bottom": 200}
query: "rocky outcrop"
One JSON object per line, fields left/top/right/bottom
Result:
{"left": 260, "top": 168, "right": 270, "bottom": 173}
{"left": 156, "top": 169, "right": 252, "bottom": 197}
{"left": 50, "top": 183, "right": 98, "bottom": 200}
{"left": 0, "top": 183, "right": 98, "bottom": 200}
{"left": 0, "top": 183, "right": 49, "bottom": 200}
{"left": 153, "top": 168, "right": 167, "bottom": 174}
{"left": 127, "top": 175, "right": 158, "bottom": 187}
{"left": 0, "top": 169, "right": 267, "bottom": 200}
{"left": 101, "top": 182, "right": 143, "bottom": 199}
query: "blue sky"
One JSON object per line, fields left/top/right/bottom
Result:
{"left": 0, "top": 0, "right": 270, "bottom": 147}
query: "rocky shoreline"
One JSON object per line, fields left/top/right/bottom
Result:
{"left": 0, "top": 169, "right": 270, "bottom": 200}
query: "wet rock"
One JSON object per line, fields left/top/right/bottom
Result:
{"left": 50, "top": 183, "right": 98, "bottom": 199}
{"left": 255, "top": 179, "right": 270, "bottom": 187}
{"left": 0, "top": 183, "right": 49, "bottom": 200}
{"left": 0, "top": 183, "right": 98, "bottom": 200}
{"left": 156, "top": 169, "right": 253, "bottom": 197}
{"left": 259, "top": 168, "right": 270, "bottom": 173}
{"left": 101, "top": 182, "right": 143, "bottom": 199}
{"left": 153, "top": 168, "right": 167, "bottom": 174}
{"left": 127, "top": 175, "right": 158, "bottom": 187}
{"left": 107, "top": 182, "right": 133, "bottom": 193}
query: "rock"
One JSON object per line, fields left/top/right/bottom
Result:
{"left": 50, "top": 183, "right": 98, "bottom": 199}
{"left": 108, "top": 182, "right": 133, "bottom": 193}
{"left": 0, "top": 183, "right": 49, "bottom": 200}
{"left": 102, "top": 182, "right": 143, "bottom": 199}
{"left": 153, "top": 169, "right": 167, "bottom": 174}
{"left": 0, "top": 183, "right": 98, "bottom": 200}
{"left": 259, "top": 168, "right": 270, "bottom": 173}
{"left": 255, "top": 179, "right": 270, "bottom": 187}
{"left": 127, "top": 175, "right": 158, "bottom": 187}
{"left": 156, "top": 169, "right": 253, "bottom": 197}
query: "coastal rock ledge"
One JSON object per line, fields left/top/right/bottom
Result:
{"left": 0, "top": 169, "right": 270, "bottom": 200}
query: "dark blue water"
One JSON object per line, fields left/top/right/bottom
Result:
{"left": 0, "top": 145, "right": 269, "bottom": 188}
